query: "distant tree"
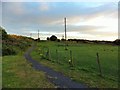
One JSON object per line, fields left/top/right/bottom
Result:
{"left": 113, "top": 39, "right": 120, "bottom": 45}
{"left": 50, "top": 35, "right": 57, "bottom": 41}
{"left": 38, "top": 38, "right": 40, "bottom": 41}
{"left": 47, "top": 37, "right": 50, "bottom": 41}
{"left": 57, "top": 39, "right": 60, "bottom": 42}
{"left": 61, "top": 39, "right": 65, "bottom": 41}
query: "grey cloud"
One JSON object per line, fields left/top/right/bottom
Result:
{"left": 67, "top": 25, "right": 105, "bottom": 32}
{"left": 2, "top": 2, "right": 117, "bottom": 27}
{"left": 2, "top": 2, "right": 117, "bottom": 40}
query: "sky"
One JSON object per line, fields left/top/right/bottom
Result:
{"left": 1, "top": 0, "right": 119, "bottom": 41}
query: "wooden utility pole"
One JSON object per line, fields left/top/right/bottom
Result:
{"left": 38, "top": 29, "right": 39, "bottom": 39}
{"left": 37, "top": 29, "right": 40, "bottom": 41}
{"left": 64, "top": 18, "right": 67, "bottom": 41}
{"left": 64, "top": 17, "right": 68, "bottom": 50}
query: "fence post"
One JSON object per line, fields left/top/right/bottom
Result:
{"left": 42, "top": 47, "right": 44, "bottom": 54}
{"left": 96, "top": 52, "right": 102, "bottom": 77}
{"left": 70, "top": 50, "right": 73, "bottom": 67}
{"left": 56, "top": 49, "right": 58, "bottom": 63}
{"left": 43, "top": 47, "right": 45, "bottom": 57}
{"left": 48, "top": 48, "right": 50, "bottom": 61}
{"left": 46, "top": 48, "right": 50, "bottom": 60}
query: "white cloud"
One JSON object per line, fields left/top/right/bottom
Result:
{"left": 73, "top": 16, "right": 118, "bottom": 33}
{"left": 39, "top": 3, "right": 49, "bottom": 11}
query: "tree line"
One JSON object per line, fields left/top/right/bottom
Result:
{"left": 46, "top": 35, "right": 120, "bottom": 45}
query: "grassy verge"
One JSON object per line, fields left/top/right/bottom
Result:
{"left": 0, "top": 57, "right": 2, "bottom": 89}
{"left": 2, "top": 50, "right": 55, "bottom": 88}
{"left": 31, "top": 41, "right": 119, "bottom": 88}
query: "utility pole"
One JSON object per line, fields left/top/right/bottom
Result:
{"left": 38, "top": 29, "right": 40, "bottom": 41}
{"left": 64, "top": 17, "right": 67, "bottom": 41}
{"left": 64, "top": 17, "right": 68, "bottom": 50}
{"left": 38, "top": 29, "right": 39, "bottom": 39}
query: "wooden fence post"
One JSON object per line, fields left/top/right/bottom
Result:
{"left": 43, "top": 47, "right": 45, "bottom": 57}
{"left": 48, "top": 48, "right": 50, "bottom": 60}
{"left": 96, "top": 52, "right": 102, "bottom": 77}
{"left": 46, "top": 48, "right": 50, "bottom": 60}
{"left": 56, "top": 49, "right": 58, "bottom": 63}
{"left": 42, "top": 47, "right": 44, "bottom": 54}
{"left": 70, "top": 50, "right": 73, "bottom": 67}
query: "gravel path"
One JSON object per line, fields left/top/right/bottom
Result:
{"left": 24, "top": 45, "right": 87, "bottom": 88}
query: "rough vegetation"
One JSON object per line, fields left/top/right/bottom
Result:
{"left": 0, "top": 26, "right": 33, "bottom": 56}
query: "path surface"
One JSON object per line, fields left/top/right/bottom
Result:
{"left": 24, "top": 45, "right": 87, "bottom": 88}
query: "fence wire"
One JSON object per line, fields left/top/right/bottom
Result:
{"left": 38, "top": 46, "right": 118, "bottom": 81}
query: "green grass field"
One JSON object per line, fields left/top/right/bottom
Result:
{"left": 31, "top": 41, "right": 119, "bottom": 88}
{"left": 2, "top": 52, "right": 54, "bottom": 88}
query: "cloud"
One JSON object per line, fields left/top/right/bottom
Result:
{"left": 0, "top": 2, "right": 2, "bottom": 25}
{"left": 2, "top": 2, "right": 25, "bottom": 15}
{"left": 2, "top": 2, "right": 118, "bottom": 41}
{"left": 39, "top": 3, "right": 49, "bottom": 11}
{"left": 67, "top": 25, "right": 104, "bottom": 32}
{"left": 1, "top": 0, "right": 119, "bottom": 2}
{"left": 2, "top": 2, "right": 117, "bottom": 25}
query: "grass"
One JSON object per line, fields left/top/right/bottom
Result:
{"left": 0, "top": 57, "right": 2, "bottom": 89}
{"left": 31, "top": 41, "right": 119, "bottom": 88}
{"left": 2, "top": 51, "right": 55, "bottom": 88}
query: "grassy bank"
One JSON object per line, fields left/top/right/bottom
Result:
{"left": 2, "top": 51, "right": 55, "bottom": 88}
{"left": 31, "top": 41, "right": 119, "bottom": 88}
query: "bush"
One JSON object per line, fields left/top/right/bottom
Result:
{"left": 2, "top": 44, "right": 17, "bottom": 56}
{"left": 57, "top": 39, "right": 60, "bottom": 42}
{"left": 50, "top": 35, "right": 57, "bottom": 41}
{"left": 113, "top": 39, "right": 120, "bottom": 45}
{"left": 47, "top": 37, "right": 50, "bottom": 41}
{"left": 1, "top": 28, "right": 34, "bottom": 56}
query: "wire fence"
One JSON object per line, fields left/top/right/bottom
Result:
{"left": 37, "top": 45, "right": 118, "bottom": 80}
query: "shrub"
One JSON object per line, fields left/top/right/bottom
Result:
{"left": 113, "top": 39, "right": 120, "bottom": 45}
{"left": 50, "top": 35, "right": 57, "bottom": 41}
{"left": 2, "top": 44, "right": 17, "bottom": 56}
